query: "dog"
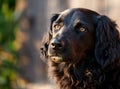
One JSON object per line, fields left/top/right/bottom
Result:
{"left": 41, "top": 8, "right": 120, "bottom": 89}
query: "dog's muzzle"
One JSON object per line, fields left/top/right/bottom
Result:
{"left": 48, "top": 38, "right": 65, "bottom": 63}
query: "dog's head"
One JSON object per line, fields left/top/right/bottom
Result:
{"left": 41, "top": 8, "right": 120, "bottom": 67}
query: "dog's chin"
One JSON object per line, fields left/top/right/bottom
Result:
{"left": 50, "top": 56, "right": 64, "bottom": 63}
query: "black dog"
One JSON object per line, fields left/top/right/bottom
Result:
{"left": 41, "top": 8, "right": 120, "bottom": 89}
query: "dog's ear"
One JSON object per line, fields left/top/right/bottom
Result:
{"left": 49, "top": 14, "right": 59, "bottom": 40}
{"left": 40, "top": 14, "right": 59, "bottom": 61}
{"left": 95, "top": 15, "right": 120, "bottom": 68}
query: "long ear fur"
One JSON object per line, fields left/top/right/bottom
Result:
{"left": 40, "top": 14, "right": 59, "bottom": 60}
{"left": 95, "top": 15, "right": 120, "bottom": 68}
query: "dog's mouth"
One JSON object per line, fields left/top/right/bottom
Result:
{"left": 50, "top": 56, "right": 63, "bottom": 63}
{"left": 48, "top": 47, "right": 71, "bottom": 63}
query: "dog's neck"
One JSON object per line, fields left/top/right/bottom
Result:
{"left": 48, "top": 57, "right": 120, "bottom": 89}
{"left": 48, "top": 57, "right": 100, "bottom": 89}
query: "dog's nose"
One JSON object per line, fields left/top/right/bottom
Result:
{"left": 51, "top": 39, "right": 63, "bottom": 50}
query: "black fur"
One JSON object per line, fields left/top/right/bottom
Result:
{"left": 40, "top": 8, "right": 120, "bottom": 89}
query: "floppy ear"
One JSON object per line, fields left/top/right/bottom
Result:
{"left": 40, "top": 14, "right": 59, "bottom": 60}
{"left": 95, "top": 15, "right": 120, "bottom": 68}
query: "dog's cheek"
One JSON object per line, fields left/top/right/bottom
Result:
{"left": 69, "top": 40, "right": 81, "bottom": 59}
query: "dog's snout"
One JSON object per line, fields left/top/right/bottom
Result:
{"left": 51, "top": 39, "right": 64, "bottom": 50}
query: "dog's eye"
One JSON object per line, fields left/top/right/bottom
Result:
{"left": 79, "top": 27, "right": 86, "bottom": 32}
{"left": 54, "top": 24, "right": 61, "bottom": 30}
{"left": 53, "top": 22, "right": 63, "bottom": 31}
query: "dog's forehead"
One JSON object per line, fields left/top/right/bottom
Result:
{"left": 59, "top": 9, "right": 81, "bottom": 20}
{"left": 57, "top": 9, "right": 88, "bottom": 26}
{"left": 56, "top": 9, "right": 80, "bottom": 25}
{"left": 54, "top": 8, "right": 99, "bottom": 28}
{"left": 58, "top": 9, "right": 95, "bottom": 22}
{"left": 56, "top": 9, "right": 73, "bottom": 21}
{"left": 60, "top": 9, "right": 71, "bottom": 16}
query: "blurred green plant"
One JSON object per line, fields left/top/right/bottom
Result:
{"left": 0, "top": 0, "right": 19, "bottom": 89}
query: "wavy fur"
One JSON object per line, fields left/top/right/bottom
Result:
{"left": 40, "top": 8, "right": 120, "bottom": 89}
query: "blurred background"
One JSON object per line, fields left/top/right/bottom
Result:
{"left": 0, "top": 0, "right": 120, "bottom": 89}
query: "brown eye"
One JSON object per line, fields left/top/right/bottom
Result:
{"left": 79, "top": 27, "right": 86, "bottom": 32}
{"left": 53, "top": 22, "right": 63, "bottom": 31}
{"left": 54, "top": 25, "right": 61, "bottom": 30}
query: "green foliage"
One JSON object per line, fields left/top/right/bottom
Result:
{"left": 0, "top": 0, "right": 16, "bottom": 10}
{"left": 0, "top": 59, "right": 18, "bottom": 89}
{"left": 0, "top": 0, "right": 19, "bottom": 89}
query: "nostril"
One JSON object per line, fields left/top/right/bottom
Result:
{"left": 51, "top": 39, "right": 63, "bottom": 50}
{"left": 51, "top": 42, "right": 62, "bottom": 49}
{"left": 51, "top": 43, "right": 56, "bottom": 48}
